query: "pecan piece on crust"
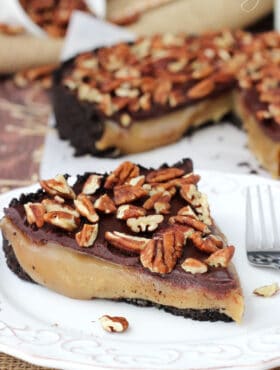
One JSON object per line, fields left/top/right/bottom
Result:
{"left": 116, "top": 204, "right": 146, "bottom": 220}
{"left": 114, "top": 185, "right": 147, "bottom": 206}
{"left": 74, "top": 194, "right": 99, "bottom": 223}
{"left": 189, "top": 232, "right": 219, "bottom": 254}
{"left": 24, "top": 202, "right": 45, "bottom": 228}
{"left": 181, "top": 258, "right": 208, "bottom": 274}
{"left": 105, "top": 231, "right": 150, "bottom": 253}
{"left": 146, "top": 167, "right": 185, "bottom": 183}
{"left": 205, "top": 245, "right": 235, "bottom": 267}
{"left": 169, "top": 215, "right": 210, "bottom": 234}
{"left": 99, "top": 315, "right": 129, "bottom": 333}
{"left": 44, "top": 211, "right": 79, "bottom": 231}
{"left": 104, "top": 162, "right": 140, "bottom": 189}
{"left": 75, "top": 223, "right": 99, "bottom": 247}
{"left": 82, "top": 174, "right": 102, "bottom": 195}
{"left": 127, "top": 214, "right": 164, "bottom": 233}
{"left": 40, "top": 174, "right": 76, "bottom": 199}
{"left": 94, "top": 194, "right": 116, "bottom": 214}
{"left": 140, "top": 228, "right": 184, "bottom": 274}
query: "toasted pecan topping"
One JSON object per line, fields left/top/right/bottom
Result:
{"left": 24, "top": 202, "right": 45, "bottom": 228}
{"left": 189, "top": 232, "right": 219, "bottom": 254}
{"left": 181, "top": 258, "right": 208, "bottom": 274}
{"left": 146, "top": 167, "right": 184, "bottom": 183}
{"left": 116, "top": 204, "right": 146, "bottom": 220}
{"left": 76, "top": 223, "right": 98, "bottom": 247}
{"left": 140, "top": 228, "right": 184, "bottom": 274}
{"left": 205, "top": 245, "right": 235, "bottom": 267}
{"left": 169, "top": 215, "right": 210, "bottom": 234}
{"left": 94, "top": 194, "right": 116, "bottom": 214}
{"left": 40, "top": 174, "right": 76, "bottom": 199}
{"left": 177, "top": 205, "right": 198, "bottom": 218}
{"left": 114, "top": 184, "right": 147, "bottom": 205}
{"left": 105, "top": 231, "right": 150, "bottom": 253}
{"left": 74, "top": 194, "right": 99, "bottom": 223}
{"left": 105, "top": 162, "right": 140, "bottom": 189}
{"left": 82, "top": 174, "right": 102, "bottom": 195}
{"left": 187, "top": 78, "right": 215, "bottom": 99}
{"left": 143, "top": 191, "right": 171, "bottom": 214}
{"left": 127, "top": 215, "right": 164, "bottom": 233}
{"left": 42, "top": 198, "right": 79, "bottom": 217}
{"left": 44, "top": 211, "right": 79, "bottom": 231}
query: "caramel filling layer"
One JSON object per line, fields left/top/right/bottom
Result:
{"left": 1, "top": 218, "right": 244, "bottom": 323}
{"left": 95, "top": 94, "right": 233, "bottom": 154}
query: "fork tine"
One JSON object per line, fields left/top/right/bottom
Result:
{"left": 246, "top": 187, "right": 257, "bottom": 251}
{"left": 268, "top": 185, "right": 280, "bottom": 249}
{"left": 257, "top": 185, "right": 269, "bottom": 249}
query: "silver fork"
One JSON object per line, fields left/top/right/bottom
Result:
{"left": 246, "top": 185, "right": 280, "bottom": 270}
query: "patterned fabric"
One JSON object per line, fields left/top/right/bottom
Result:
{"left": 0, "top": 77, "right": 50, "bottom": 194}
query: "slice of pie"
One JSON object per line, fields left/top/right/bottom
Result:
{"left": 53, "top": 30, "right": 280, "bottom": 177}
{"left": 0, "top": 159, "right": 244, "bottom": 323}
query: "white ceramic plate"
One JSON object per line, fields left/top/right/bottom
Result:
{"left": 0, "top": 171, "right": 280, "bottom": 370}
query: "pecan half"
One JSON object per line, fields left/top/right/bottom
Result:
{"left": 24, "top": 202, "right": 45, "bottom": 228}
{"left": 44, "top": 211, "right": 79, "bottom": 231}
{"left": 40, "top": 174, "right": 76, "bottom": 199}
{"left": 74, "top": 194, "right": 99, "bottom": 223}
{"left": 180, "top": 185, "right": 211, "bottom": 225}
{"left": 105, "top": 231, "right": 150, "bottom": 252}
{"left": 114, "top": 185, "right": 147, "bottom": 206}
{"left": 143, "top": 191, "right": 171, "bottom": 214}
{"left": 42, "top": 199, "right": 79, "bottom": 217}
{"left": 146, "top": 167, "right": 184, "bottom": 183}
{"left": 187, "top": 78, "right": 215, "bottom": 99}
{"left": 94, "top": 194, "right": 116, "bottom": 214}
{"left": 140, "top": 229, "right": 184, "bottom": 274}
{"left": 172, "top": 173, "right": 201, "bottom": 186}
{"left": 190, "top": 232, "right": 219, "bottom": 254}
{"left": 116, "top": 204, "right": 146, "bottom": 220}
{"left": 82, "top": 174, "right": 102, "bottom": 195}
{"left": 179, "top": 184, "right": 198, "bottom": 204}
{"left": 205, "top": 245, "right": 235, "bottom": 267}
{"left": 181, "top": 258, "right": 208, "bottom": 274}
{"left": 104, "top": 162, "right": 140, "bottom": 189}
{"left": 128, "top": 175, "right": 145, "bottom": 186}
{"left": 169, "top": 215, "right": 210, "bottom": 234}
{"left": 99, "top": 315, "right": 129, "bottom": 333}
{"left": 75, "top": 223, "right": 99, "bottom": 247}
{"left": 127, "top": 214, "right": 164, "bottom": 233}
{"left": 177, "top": 205, "right": 198, "bottom": 219}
